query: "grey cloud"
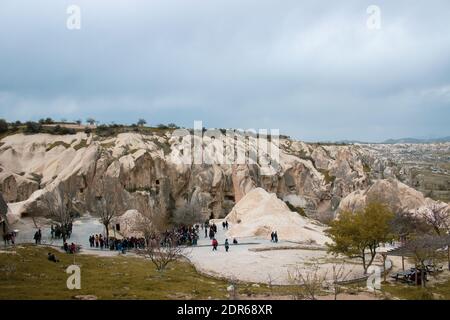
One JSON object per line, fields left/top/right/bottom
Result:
{"left": 0, "top": 0, "right": 449, "bottom": 141}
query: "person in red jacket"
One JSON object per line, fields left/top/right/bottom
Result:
{"left": 212, "top": 238, "right": 218, "bottom": 251}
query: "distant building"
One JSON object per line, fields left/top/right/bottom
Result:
{"left": 0, "top": 192, "right": 10, "bottom": 239}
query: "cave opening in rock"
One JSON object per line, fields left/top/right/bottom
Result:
{"left": 224, "top": 195, "right": 235, "bottom": 201}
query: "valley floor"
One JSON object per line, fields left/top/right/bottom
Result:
{"left": 3, "top": 217, "right": 450, "bottom": 300}
{"left": 1, "top": 244, "right": 450, "bottom": 300}
{"left": 12, "top": 216, "right": 371, "bottom": 285}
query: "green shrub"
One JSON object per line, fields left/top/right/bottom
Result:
{"left": 25, "top": 121, "right": 42, "bottom": 134}
{"left": 285, "top": 201, "right": 307, "bottom": 217}
{"left": 46, "top": 141, "right": 71, "bottom": 151}
{"left": 319, "top": 169, "right": 336, "bottom": 184}
{"left": 0, "top": 119, "right": 8, "bottom": 133}
{"left": 51, "top": 125, "right": 76, "bottom": 135}
{"left": 73, "top": 139, "right": 88, "bottom": 150}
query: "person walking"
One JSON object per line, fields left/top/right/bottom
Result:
{"left": 204, "top": 226, "right": 208, "bottom": 238}
{"left": 212, "top": 238, "right": 218, "bottom": 251}
{"left": 225, "top": 239, "right": 230, "bottom": 252}
{"left": 33, "top": 231, "right": 39, "bottom": 245}
{"left": 274, "top": 231, "right": 278, "bottom": 243}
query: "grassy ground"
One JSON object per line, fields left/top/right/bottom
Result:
{"left": 381, "top": 276, "right": 450, "bottom": 300}
{"left": 5, "top": 245, "right": 449, "bottom": 300}
{"left": 0, "top": 245, "right": 298, "bottom": 300}
{"left": 341, "top": 271, "right": 450, "bottom": 300}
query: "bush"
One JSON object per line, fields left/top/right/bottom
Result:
{"left": 51, "top": 125, "right": 76, "bottom": 135}
{"left": 0, "top": 119, "right": 8, "bottom": 133}
{"left": 319, "top": 169, "right": 336, "bottom": 184}
{"left": 285, "top": 201, "right": 307, "bottom": 217}
{"left": 25, "top": 121, "right": 42, "bottom": 134}
{"left": 95, "top": 124, "right": 116, "bottom": 137}
{"left": 157, "top": 124, "right": 169, "bottom": 129}
{"left": 38, "top": 118, "right": 54, "bottom": 124}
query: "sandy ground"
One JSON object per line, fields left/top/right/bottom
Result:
{"left": 9, "top": 217, "right": 389, "bottom": 286}
{"left": 189, "top": 221, "right": 371, "bottom": 285}
{"left": 10, "top": 215, "right": 104, "bottom": 248}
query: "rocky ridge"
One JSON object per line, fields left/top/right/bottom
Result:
{"left": 0, "top": 132, "right": 448, "bottom": 225}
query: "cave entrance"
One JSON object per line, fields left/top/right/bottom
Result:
{"left": 225, "top": 195, "right": 235, "bottom": 201}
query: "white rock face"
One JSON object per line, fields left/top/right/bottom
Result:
{"left": 115, "top": 209, "right": 145, "bottom": 238}
{"left": 338, "top": 178, "right": 449, "bottom": 214}
{"left": 1, "top": 131, "right": 446, "bottom": 229}
{"left": 225, "top": 188, "right": 329, "bottom": 245}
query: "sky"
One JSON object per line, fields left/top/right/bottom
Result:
{"left": 0, "top": 0, "right": 449, "bottom": 142}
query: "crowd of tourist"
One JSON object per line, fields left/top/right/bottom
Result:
{"left": 2, "top": 231, "right": 16, "bottom": 245}
{"left": 28, "top": 218, "right": 244, "bottom": 257}
{"left": 204, "top": 221, "right": 218, "bottom": 239}
{"left": 161, "top": 224, "right": 200, "bottom": 246}
{"left": 63, "top": 241, "right": 80, "bottom": 254}
{"left": 88, "top": 234, "right": 146, "bottom": 252}
{"left": 50, "top": 223, "right": 73, "bottom": 240}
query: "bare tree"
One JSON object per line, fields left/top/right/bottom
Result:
{"left": 287, "top": 264, "right": 327, "bottom": 300}
{"left": 266, "top": 273, "right": 275, "bottom": 297}
{"left": 41, "top": 183, "right": 76, "bottom": 243}
{"left": 134, "top": 214, "right": 188, "bottom": 272}
{"left": 95, "top": 178, "right": 124, "bottom": 243}
{"left": 390, "top": 211, "right": 433, "bottom": 242}
{"left": 172, "top": 201, "right": 204, "bottom": 226}
{"left": 227, "top": 277, "right": 239, "bottom": 300}
{"left": 330, "top": 263, "right": 353, "bottom": 300}
{"left": 418, "top": 203, "right": 450, "bottom": 236}
{"left": 403, "top": 235, "right": 447, "bottom": 287}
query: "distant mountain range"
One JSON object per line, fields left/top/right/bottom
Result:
{"left": 327, "top": 137, "right": 450, "bottom": 145}
{"left": 381, "top": 136, "right": 450, "bottom": 144}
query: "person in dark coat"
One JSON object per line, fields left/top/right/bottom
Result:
{"left": 33, "top": 231, "right": 40, "bottom": 244}
{"left": 48, "top": 252, "right": 59, "bottom": 262}
{"left": 225, "top": 239, "right": 230, "bottom": 252}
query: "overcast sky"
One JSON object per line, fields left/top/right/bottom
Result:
{"left": 0, "top": 0, "right": 449, "bottom": 142}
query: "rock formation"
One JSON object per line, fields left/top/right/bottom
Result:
{"left": 225, "top": 188, "right": 329, "bottom": 244}
{"left": 0, "top": 131, "right": 447, "bottom": 227}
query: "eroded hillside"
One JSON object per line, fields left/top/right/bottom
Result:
{"left": 0, "top": 131, "right": 448, "bottom": 224}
